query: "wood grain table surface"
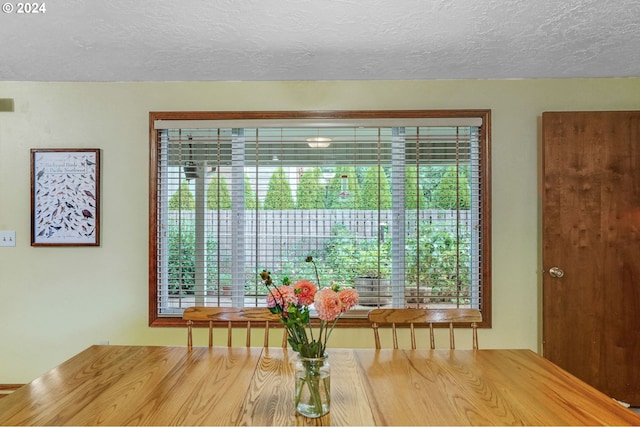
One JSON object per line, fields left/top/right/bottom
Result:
{"left": 0, "top": 345, "right": 638, "bottom": 426}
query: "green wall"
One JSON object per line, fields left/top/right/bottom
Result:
{"left": 0, "top": 79, "right": 638, "bottom": 383}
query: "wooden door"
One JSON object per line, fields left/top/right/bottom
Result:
{"left": 542, "top": 111, "right": 640, "bottom": 405}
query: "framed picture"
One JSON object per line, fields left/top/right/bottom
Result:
{"left": 31, "top": 149, "right": 101, "bottom": 246}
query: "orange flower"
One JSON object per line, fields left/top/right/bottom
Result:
{"left": 294, "top": 280, "right": 317, "bottom": 306}
{"left": 314, "top": 288, "right": 342, "bottom": 321}
{"left": 261, "top": 258, "right": 359, "bottom": 358}
{"left": 266, "top": 285, "right": 297, "bottom": 309}
{"left": 338, "top": 288, "right": 359, "bottom": 312}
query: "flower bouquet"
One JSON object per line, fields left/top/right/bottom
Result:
{"left": 260, "top": 256, "right": 359, "bottom": 418}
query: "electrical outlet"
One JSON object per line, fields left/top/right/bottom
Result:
{"left": 0, "top": 231, "right": 16, "bottom": 247}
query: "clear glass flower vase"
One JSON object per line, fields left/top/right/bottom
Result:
{"left": 295, "top": 354, "right": 330, "bottom": 418}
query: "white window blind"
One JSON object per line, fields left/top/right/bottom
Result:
{"left": 151, "top": 112, "right": 489, "bottom": 322}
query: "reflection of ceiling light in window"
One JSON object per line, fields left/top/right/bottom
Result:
{"left": 306, "top": 137, "right": 332, "bottom": 148}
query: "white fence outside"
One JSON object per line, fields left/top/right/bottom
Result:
{"left": 162, "top": 209, "right": 475, "bottom": 312}
{"left": 167, "top": 209, "right": 471, "bottom": 262}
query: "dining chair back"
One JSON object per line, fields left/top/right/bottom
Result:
{"left": 368, "top": 308, "right": 482, "bottom": 349}
{"left": 183, "top": 306, "right": 288, "bottom": 349}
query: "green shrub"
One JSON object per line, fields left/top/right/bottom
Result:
{"left": 405, "top": 166, "right": 424, "bottom": 209}
{"left": 296, "top": 167, "right": 325, "bottom": 209}
{"left": 323, "top": 224, "right": 391, "bottom": 283}
{"left": 206, "top": 174, "right": 231, "bottom": 210}
{"left": 168, "top": 181, "right": 195, "bottom": 210}
{"left": 360, "top": 166, "right": 392, "bottom": 209}
{"left": 432, "top": 165, "right": 471, "bottom": 209}
{"left": 244, "top": 174, "right": 259, "bottom": 210}
{"left": 264, "top": 167, "right": 294, "bottom": 210}
{"left": 405, "top": 221, "right": 471, "bottom": 302}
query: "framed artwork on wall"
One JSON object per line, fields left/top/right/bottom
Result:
{"left": 31, "top": 148, "right": 101, "bottom": 246}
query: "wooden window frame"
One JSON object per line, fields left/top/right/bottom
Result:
{"left": 149, "top": 110, "right": 492, "bottom": 328}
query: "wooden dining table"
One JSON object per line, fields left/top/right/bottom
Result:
{"left": 0, "top": 345, "right": 638, "bottom": 426}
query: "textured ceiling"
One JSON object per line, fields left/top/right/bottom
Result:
{"left": 1, "top": 0, "right": 639, "bottom": 82}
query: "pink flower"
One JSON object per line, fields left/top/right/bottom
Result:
{"left": 294, "top": 280, "right": 317, "bottom": 306}
{"left": 314, "top": 288, "right": 342, "bottom": 321}
{"left": 266, "top": 285, "right": 297, "bottom": 309}
{"left": 338, "top": 288, "right": 359, "bottom": 312}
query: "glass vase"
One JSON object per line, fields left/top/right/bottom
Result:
{"left": 295, "top": 354, "right": 330, "bottom": 418}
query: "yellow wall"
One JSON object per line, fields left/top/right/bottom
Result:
{"left": 0, "top": 79, "right": 638, "bottom": 383}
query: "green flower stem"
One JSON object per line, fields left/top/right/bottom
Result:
{"left": 320, "top": 318, "right": 339, "bottom": 354}
{"left": 296, "top": 357, "right": 327, "bottom": 417}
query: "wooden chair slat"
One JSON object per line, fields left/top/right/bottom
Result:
{"left": 182, "top": 307, "right": 287, "bottom": 349}
{"left": 368, "top": 308, "right": 482, "bottom": 350}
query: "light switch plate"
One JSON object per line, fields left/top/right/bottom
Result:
{"left": 0, "top": 231, "right": 16, "bottom": 247}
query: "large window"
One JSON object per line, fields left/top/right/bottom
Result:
{"left": 149, "top": 110, "right": 491, "bottom": 327}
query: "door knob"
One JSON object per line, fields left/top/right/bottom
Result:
{"left": 549, "top": 267, "right": 564, "bottom": 278}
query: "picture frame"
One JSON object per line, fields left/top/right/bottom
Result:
{"left": 31, "top": 148, "right": 101, "bottom": 246}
